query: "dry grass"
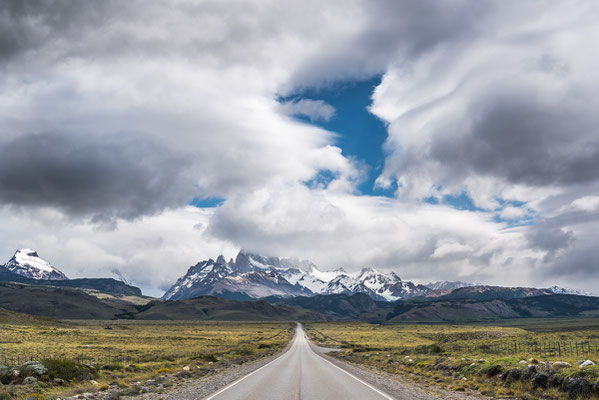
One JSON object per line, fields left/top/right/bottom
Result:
{"left": 0, "top": 320, "right": 294, "bottom": 399}
{"left": 305, "top": 320, "right": 599, "bottom": 399}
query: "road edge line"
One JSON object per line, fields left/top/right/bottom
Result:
{"left": 316, "top": 354, "right": 395, "bottom": 400}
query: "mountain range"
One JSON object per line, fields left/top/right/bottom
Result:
{"left": 0, "top": 249, "right": 142, "bottom": 296}
{"left": 1, "top": 247, "right": 597, "bottom": 323}
{"left": 162, "top": 250, "right": 436, "bottom": 302}
{"left": 162, "top": 249, "right": 594, "bottom": 302}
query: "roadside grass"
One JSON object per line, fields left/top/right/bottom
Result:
{"left": 305, "top": 320, "right": 599, "bottom": 399}
{"left": 0, "top": 320, "right": 294, "bottom": 399}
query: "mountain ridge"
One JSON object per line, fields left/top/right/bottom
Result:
{"left": 163, "top": 250, "right": 431, "bottom": 302}
{"left": 3, "top": 248, "right": 68, "bottom": 280}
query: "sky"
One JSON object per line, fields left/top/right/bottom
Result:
{"left": 1, "top": 0, "right": 598, "bottom": 297}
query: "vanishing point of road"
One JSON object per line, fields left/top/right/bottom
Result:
{"left": 204, "top": 323, "right": 393, "bottom": 400}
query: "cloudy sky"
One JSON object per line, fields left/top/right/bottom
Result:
{"left": 1, "top": 0, "right": 598, "bottom": 296}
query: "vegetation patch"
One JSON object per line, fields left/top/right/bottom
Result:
{"left": 306, "top": 319, "right": 599, "bottom": 399}
{"left": 0, "top": 320, "right": 294, "bottom": 399}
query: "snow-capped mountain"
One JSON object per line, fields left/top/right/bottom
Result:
{"left": 548, "top": 286, "right": 597, "bottom": 297}
{"left": 2, "top": 248, "right": 68, "bottom": 280}
{"left": 425, "top": 281, "right": 477, "bottom": 291}
{"left": 163, "top": 250, "right": 430, "bottom": 301}
{"left": 322, "top": 268, "right": 429, "bottom": 301}
{"left": 162, "top": 254, "right": 311, "bottom": 300}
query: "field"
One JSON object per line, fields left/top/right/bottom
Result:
{"left": 0, "top": 319, "right": 294, "bottom": 399}
{"left": 305, "top": 319, "right": 599, "bottom": 399}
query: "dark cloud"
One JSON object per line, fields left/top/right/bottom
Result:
{"left": 430, "top": 87, "right": 599, "bottom": 187}
{"left": 547, "top": 245, "right": 599, "bottom": 281}
{"left": 0, "top": 1, "right": 114, "bottom": 63}
{"left": 0, "top": 132, "right": 194, "bottom": 222}
{"left": 290, "top": 0, "right": 493, "bottom": 87}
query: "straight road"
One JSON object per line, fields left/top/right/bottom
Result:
{"left": 205, "top": 323, "right": 393, "bottom": 400}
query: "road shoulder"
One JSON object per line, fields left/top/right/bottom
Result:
{"left": 309, "top": 342, "right": 488, "bottom": 400}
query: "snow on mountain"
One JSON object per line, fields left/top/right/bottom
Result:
{"left": 548, "top": 286, "right": 597, "bottom": 297}
{"left": 2, "top": 248, "right": 68, "bottom": 280}
{"left": 163, "top": 250, "right": 433, "bottom": 302}
{"left": 425, "top": 281, "right": 477, "bottom": 291}
{"left": 162, "top": 255, "right": 310, "bottom": 300}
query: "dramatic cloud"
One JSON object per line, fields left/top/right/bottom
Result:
{"left": 0, "top": 132, "right": 194, "bottom": 222}
{"left": 1, "top": 0, "right": 597, "bottom": 294}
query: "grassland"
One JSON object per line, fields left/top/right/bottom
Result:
{"left": 0, "top": 319, "right": 294, "bottom": 399}
{"left": 305, "top": 319, "right": 599, "bottom": 399}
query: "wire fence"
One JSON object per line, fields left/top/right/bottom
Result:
{"left": 451, "top": 340, "right": 599, "bottom": 358}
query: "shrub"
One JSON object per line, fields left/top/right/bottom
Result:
{"left": 236, "top": 347, "right": 255, "bottom": 356}
{"left": 532, "top": 372, "right": 549, "bottom": 389}
{"left": 0, "top": 367, "right": 13, "bottom": 384}
{"left": 42, "top": 359, "right": 97, "bottom": 382}
{"left": 20, "top": 361, "right": 47, "bottom": 377}
{"left": 101, "top": 364, "right": 124, "bottom": 371}
{"left": 505, "top": 368, "right": 523, "bottom": 382}
{"left": 563, "top": 377, "right": 592, "bottom": 398}
{"left": 484, "top": 364, "right": 503, "bottom": 377}
{"left": 119, "top": 385, "right": 142, "bottom": 396}
{"left": 199, "top": 354, "right": 218, "bottom": 362}
{"left": 430, "top": 344, "right": 444, "bottom": 354}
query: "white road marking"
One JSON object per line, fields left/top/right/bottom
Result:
{"left": 205, "top": 324, "right": 393, "bottom": 400}
{"left": 317, "top": 352, "right": 394, "bottom": 400}
{"left": 204, "top": 336, "right": 295, "bottom": 400}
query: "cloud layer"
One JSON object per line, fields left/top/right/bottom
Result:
{"left": 1, "top": 0, "right": 598, "bottom": 294}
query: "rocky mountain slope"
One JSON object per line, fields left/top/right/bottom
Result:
{"left": 386, "top": 294, "right": 599, "bottom": 323}
{"left": 0, "top": 249, "right": 143, "bottom": 296}
{"left": 2, "top": 248, "right": 68, "bottom": 280}
{"left": 163, "top": 250, "right": 430, "bottom": 301}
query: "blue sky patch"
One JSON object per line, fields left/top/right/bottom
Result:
{"left": 280, "top": 76, "right": 391, "bottom": 196}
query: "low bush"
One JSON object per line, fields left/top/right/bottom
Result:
{"left": 199, "top": 354, "right": 218, "bottom": 362}
{"left": 42, "top": 359, "right": 97, "bottom": 382}
{"left": 101, "top": 363, "right": 124, "bottom": 371}
{"left": 20, "top": 361, "right": 47, "bottom": 377}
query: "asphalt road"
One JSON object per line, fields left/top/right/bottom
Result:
{"left": 204, "top": 323, "right": 393, "bottom": 400}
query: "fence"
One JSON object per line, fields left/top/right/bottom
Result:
{"left": 452, "top": 340, "right": 599, "bottom": 358}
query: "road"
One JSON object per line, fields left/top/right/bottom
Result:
{"left": 205, "top": 323, "right": 393, "bottom": 400}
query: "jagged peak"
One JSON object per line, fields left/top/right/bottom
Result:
{"left": 216, "top": 255, "right": 227, "bottom": 265}
{"left": 5, "top": 248, "right": 68, "bottom": 280}
{"left": 15, "top": 248, "right": 39, "bottom": 257}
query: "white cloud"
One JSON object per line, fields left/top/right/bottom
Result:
{"left": 0, "top": 205, "right": 237, "bottom": 297}
{"left": 278, "top": 99, "right": 335, "bottom": 122}
{"left": 1, "top": 0, "right": 598, "bottom": 294}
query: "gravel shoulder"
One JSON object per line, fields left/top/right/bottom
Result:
{"left": 135, "top": 339, "right": 295, "bottom": 400}
{"left": 309, "top": 342, "right": 489, "bottom": 400}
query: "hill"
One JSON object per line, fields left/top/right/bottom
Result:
{"left": 264, "top": 293, "right": 390, "bottom": 320}
{"left": 134, "top": 296, "right": 325, "bottom": 321}
{"left": 0, "top": 306, "right": 58, "bottom": 325}
{"left": 0, "top": 282, "right": 138, "bottom": 319}
{"left": 386, "top": 294, "right": 599, "bottom": 322}
{"left": 0, "top": 269, "right": 142, "bottom": 296}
